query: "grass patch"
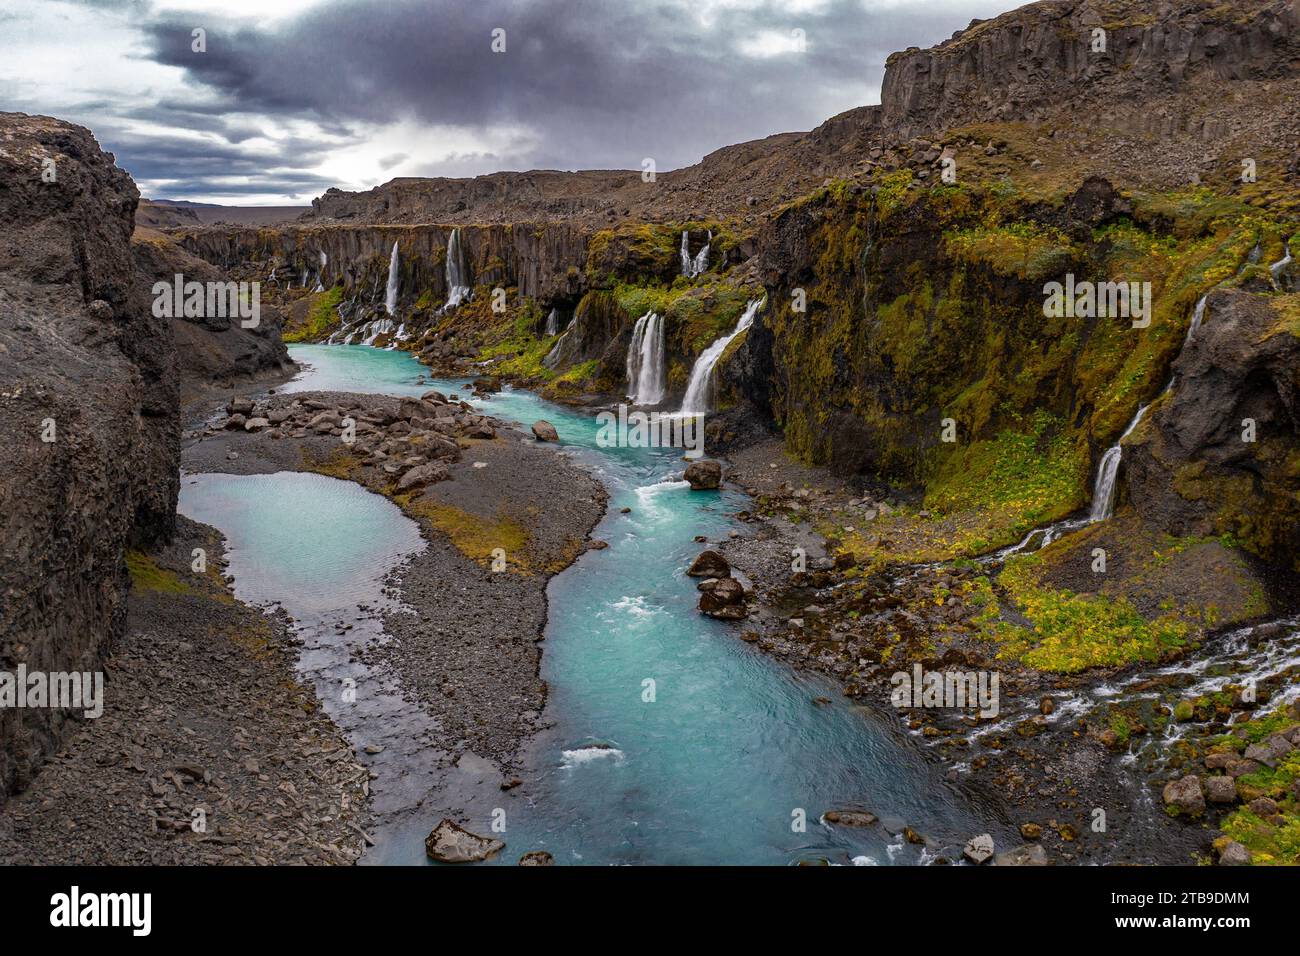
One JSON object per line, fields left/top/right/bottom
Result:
{"left": 126, "top": 550, "right": 194, "bottom": 595}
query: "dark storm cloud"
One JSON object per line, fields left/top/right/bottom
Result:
{"left": 136, "top": 0, "right": 1002, "bottom": 183}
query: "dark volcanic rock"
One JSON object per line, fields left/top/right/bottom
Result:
{"left": 686, "top": 549, "right": 731, "bottom": 578}
{"left": 0, "top": 112, "right": 179, "bottom": 803}
{"left": 684, "top": 459, "right": 722, "bottom": 490}
{"left": 1126, "top": 290, "right": 1300, "bottom": 565}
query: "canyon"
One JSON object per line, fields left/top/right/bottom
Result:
{"left": 2, "top": 0, "right": 1300, "bottom": 866}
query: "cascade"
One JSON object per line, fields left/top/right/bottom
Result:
{"left": 625, "top": 311, "right": 666, "bottom": 405}
{"left": 384, "top": 241, "right": 400, "bottom": 315}
{"left": 680, "top": 298, "right": 761, "bottom": 414}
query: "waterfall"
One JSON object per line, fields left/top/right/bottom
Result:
{"left": 680, "top": 298, "right": 761, "bottom": 414}
{"left": 680, "top": 230, "right": 712, "bottom": 278}
{"left": 545, "top": 307, "right": 559, "bottom": 336}
{"left": 385, "top": 241, "right": 400, "bottom": 315}
{"left": 1183, "top": 293, "right": 1208, "bottom": 343}
{"left": 1089, "top": 403, "right": 1150, "bottom": 522}
{"left": 444, "top": 228, "right": 471, "bottom": 309}
{"left": 1271, "top": 242, "right": 1293, "bottom": 288}
{"left": 625, "top": 311, "right": 666, "bottom": 405}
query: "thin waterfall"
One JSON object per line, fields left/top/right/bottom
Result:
{"left": 385, "top": 241, "right": 400, "bottom": 315}
{"left": 680, "top": 230, "right": 711, "bottom": 278}
{"left": 1271, "top": 242, "right": 1293, "bottom": 288}
{"left": 1183, "top": 293, "right": 1207, "bottom": 343}
{"left": 545, "top": 307, "right": 559, "bottom": 336}
{"left": 444, "top": 228, "right": 471, "bottom": 309}
{"left": 680, "top": 298, "right": 761, "bottom": 414}
{"left": 1089, "top": 403, "right": 1151, "bottom": 521}
{"left": 625, "top": 311, "right": 666, "bottom": 405}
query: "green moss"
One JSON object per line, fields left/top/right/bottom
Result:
{"left": 986, "top": 552, "right": 1190, "bottom": 673}
{"left": 284, "top": 284, "right": 343, "bottom": 343}
{"left": 126, "top": 550, "right": 194, "bottom": 594}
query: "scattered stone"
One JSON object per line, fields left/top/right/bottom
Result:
{"left": 1204, "top": 775, "right": 1238, "bottom": 804}
{"left": 424, "top": 819, "right": 505, "bottom": 863}
{"left": 686, "top": 549, "right": 730, "bottom": 578}
{"left": 995, "top": 843, "right": 1048, "bottom": 866}
{"left": 823, "top": 810, "right": 878, "bottom": 827}
{"left": 531, "top": 420, "right": 559, "bottom": 442}
{"left": 963, "top": 834, "right": 995, "bottom": 864}
{"left": 684, "top": 459, "right": 722, "bottom": 490}
{"left": 1218, "top": 841, "right": 1252, "bottom": 866}
{"left": 1019, "top": 822, "right": 1043, "bottom": 840}
{"left": 518, "top": 850, "right": 554, "bottom": 866}
{"left": 1162, "top": 775, "right": 1205, "bottom": 816}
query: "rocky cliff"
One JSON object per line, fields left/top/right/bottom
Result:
{"left": 0, "top": 113, "right": 180, "bottom": 801}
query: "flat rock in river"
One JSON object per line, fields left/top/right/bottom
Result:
{"left": 425, "top": 819, "right": 505, "bottom": 863}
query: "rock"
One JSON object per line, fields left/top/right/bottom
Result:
{"left": 395, "top": 463, "right": 450, "bottom": 492}
{"left": 1247, "top": 796, "right": 1279, "bottom": 817}
{"left": 243, "top": 417, "right": 269, "bottom": 432}
{"left": 1162, "top": 775, "right": 1205, "bottom": 816}
{"left": 224, "top": 414, "right": 246, "bottom": 430}
{"left": 531, "top": 420, "right": 559, "bottom": 442}
{"left": 684, "top": 459, "right": 722, "bottom": 490}
{"left": 227, "top": 397, "right": 254, "bottom": 416}
{"left": 1244, "top": 743, "right": 1279, "bottom": 769}
{"left": 424, "top": 819, "right": 505, "bottom": 863}
{"left": 698, "top": 577, "right": 746, "bottom": 617}
{"left": 1218, "top": 841, "right": 1252, "bottom": 866}
{"left": 586, "top": 539, "right": 609, "bottom": 550}
{"left": 686, "top": 549, "right": 730, "bottom": 578}
{"left": 1039, "top": 696, "right": 1054, "bottom": 716}
{"left": 421, "top": 390, "right": 448, "bottom": 404}
{"left": 902, "top": 826, "right": 926, "bottom": 845}
{"left": 1019, "top": 822, "right": 1043, "bottom": 840}
{"left": 962, "top": 834, "right": 995, "bottom": 864}
{"left": 1204, "top": 751, "right": 1236, "bottom": 770}
{"left": 518, "top": 850, "right": 554, "bottom": 866}
{"left": 1204, "top": 775, "right": 1238, "bottom": 804}
{"left": 995, "top": 844, "right": 1049, "bottom": 866}
{"left": 823, "top": 810, "right": 878, "bottom": 827}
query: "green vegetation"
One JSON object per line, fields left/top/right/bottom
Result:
{"left": 126, "top": 550, "right": 194, "bottom": 594}
{"left": 284, "top": 284, "right": 343, "bottom": 343}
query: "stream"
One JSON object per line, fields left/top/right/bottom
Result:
{"left": 179, "top": 344, "right": 1009, "bottom": 865}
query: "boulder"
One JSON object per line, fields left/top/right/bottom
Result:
{"left": 1162, "top": 775, "right": 1205, "bottom": 815}
{"left": 1204, "top": 775, "right": 1238, "bottom": 804}
{"left": 227, "top": 397, "right": 254, "bottom": 416}
{"left": 684, "top": 459, "right": 722, "bottom": 490}
{"left": 518, "top": 851, "right": 554, "bottom": 866}
{"left": 822, "top": 810, "right": 878, "bottom": 827}
{"left": 686, "top": 549, "right": 730, "bottom": 578}
{"left": 395, "top": 463, "right": 450, "bottom": 492}
{"left": 421, "top": 390, "right": 448, "bottom": 404}
{"left": 1218, "top": 841, "right": 1252, "bottom": 866}
{"left": 699, "top": 577, "right": 746, "bottom": 618}
{"left": 425, "top": 819, "right": 504, "bottom": 863}
{"left": 224, "top": 413, "right": 246, "bottom": 430}
{"left": 963, "top": 834, "right": 995, "bottom": 864}
{"left": 243, "top": 417, "right": 269, "bottom": 432}
{"left": 994, "top": 844, "right": 1048, "bottom": 866}
{"left": 531, "top": 420, "right": 559, "bottom": 442}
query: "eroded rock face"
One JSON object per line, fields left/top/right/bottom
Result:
{"left": 1126, "top": 290, "right": 1300, "bottom": 568}
{"left": 0, "top": 112, "right": 179, "bottom": 802}
{"left": 131, "top": 230, "right": 290, "bottom": 401}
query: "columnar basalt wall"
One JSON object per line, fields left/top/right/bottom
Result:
{"left": 0, "top": 113, "right": 180, "bottom": 801}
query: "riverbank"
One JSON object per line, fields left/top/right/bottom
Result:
{"left": 0, "top": 517, "right": 370, "bottom": 864}
{"left": 707, "top": 435, "right": 1299, "bottom": 864}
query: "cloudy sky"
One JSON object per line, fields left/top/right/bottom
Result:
{"left": 0, "top": 0, "right": 1007, "bottom": 205}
